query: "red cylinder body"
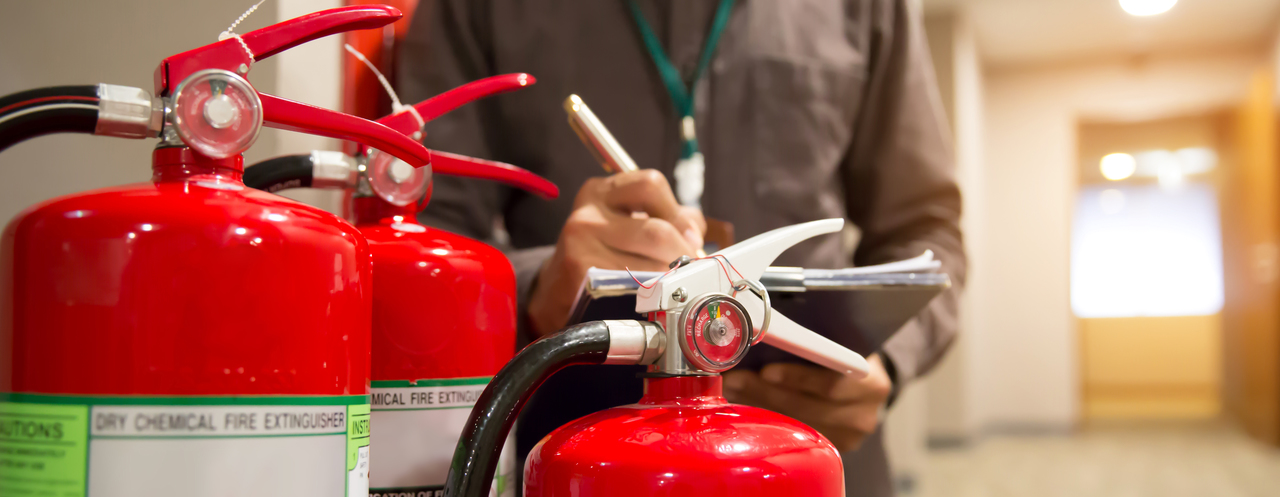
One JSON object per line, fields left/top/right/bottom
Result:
{"left": 0, "top": 148, "right": 372, "bottom": 497}
{"left": 354, "top": 198, "right": 515, "bottom": 381}
{"left": 524, "top": 375, "right": 845, "bottom": 497}
{"left": 354, "top": 197, "right": 517, "bottom": 495}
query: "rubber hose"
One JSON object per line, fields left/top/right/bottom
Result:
{"left": 444, "top": 321, "right": 612, "bottom": 497}
{"left": 0, "top": 86, "right": 99, "bottom": 153}
{"left": 243, "top": 154, "right": 315, "bottom": 192}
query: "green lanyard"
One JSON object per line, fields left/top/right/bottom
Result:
{"left": 627, "top": 0, "right": 735, "bottom": 160}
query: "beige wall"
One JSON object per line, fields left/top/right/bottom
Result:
{"left": 971, "top": 49, "right": 1261, "bottom": 430}
{"left": 271, "top": 0, "right": 346, "bottom": 214}
{"left": 920, "top": 9, "right": 985, "bottom": 442}
{"left": 0, "top": 0, "right": 346, "bottom": 225}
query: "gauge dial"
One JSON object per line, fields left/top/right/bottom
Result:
{"left": 171, "top": 69, "right": 262, "bottom": 159}
{"left": 367, "top": 147, "right": 430, "bottom": 207}
{"left": 679, "top": 293, "right": 752, "bottom": 372}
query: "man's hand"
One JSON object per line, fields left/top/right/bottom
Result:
{"left": 722, "top": 354, "right": 893, "bottom": 452}
{"left": 527, "top": 170, "right": 706, "bottom": 336}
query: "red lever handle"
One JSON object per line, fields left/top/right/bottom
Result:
{"left": 261, "top": 93, "right": 431, "bottom": 169}
{"left": 373, "top": 73, "right": 557, "bottom": 198}
{"left": 155, "top": 5, "right": 434, "bottom": 170}
{"left": 377, "top": 74, "right": 537, "bottom": 136}
{"left": 430, "top": 150, "right": 559, "bottom": 199}
{"left": 156, "top": 5, "right": 401, "bottom": 95}
{"left": 243, "top": 5, "right": 401, "bottom": 61}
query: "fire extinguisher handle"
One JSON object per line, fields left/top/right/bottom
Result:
{"left": 241, "top": 5, "right": 401, "bottom": 64}
{"left": 375, "top": 73, "right": 558, "bottom": 198}
{"left": 429, "top": 150, "right": 560, "bottom": 199}
{"left": 156, "top": 5, "right": 402, "bottom": 95}
{"left": 377, "top": 73, "right": 537, "bottom": 136}
{"left": 259, "top": 93, "right": 433, "bottom": 169}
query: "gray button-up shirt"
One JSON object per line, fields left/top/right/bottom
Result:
{"left": 399, "top": 1, "right": 965, "bottom": 495}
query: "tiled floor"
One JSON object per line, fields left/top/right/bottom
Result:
{"left": 915, "top": 424, "right": 1280, "bottom": 497}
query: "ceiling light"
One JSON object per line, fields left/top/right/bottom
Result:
{"left": 1120, "top": 0, "right": 1177, "bottom": 17}
{"left": 1100, "top": 153, "right": 1136, "bottom": 181}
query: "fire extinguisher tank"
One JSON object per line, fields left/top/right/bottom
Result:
{"left": 235, "top": 70, "right": 556, "bottom": 495}
{"left": 353, "top": 197, "right": 515, "bottom": 383}
{"left": 352, "top": 193, "right": 519, "bottom": 494}
{"left": 1, "top": 148, "right": 371, "bottom": 396}
{"left": 523, "top": 376, "right": 844, "bottom": 497}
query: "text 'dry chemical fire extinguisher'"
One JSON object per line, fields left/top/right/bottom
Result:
{"left": 0, "top": 6, "right": 440, "bottom": 497}
{"left": 242, "top": 66, "right": 558, "bottom": 497}
{"left": 445, "top": 219, "right": 887, "bottom": 497}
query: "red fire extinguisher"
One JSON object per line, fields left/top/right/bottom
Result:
{"left": 0, "top": 6, "right": 438, "bottom": 497}
{"left": 241, "top": 72, "right": 558, "bottom": 496}
{"left": 443, "top": 219, "right": 878, "bottom": 497}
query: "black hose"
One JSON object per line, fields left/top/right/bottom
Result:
{"left": 0, "top": 86, "right": 99, "bottom": 152}
{"left": 243, "top": 154, "right": 315, "bottom": 192}
{"left": 444, "top": 321, "right": 612, "bottom": 497}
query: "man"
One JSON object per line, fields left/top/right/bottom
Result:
{"left": 398, "top": 1, "right": 964, "bottom": 495}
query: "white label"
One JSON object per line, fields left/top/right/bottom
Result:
{"left": 86, "top": 404, "right": 360, "bottom": 497}
{"left": 90, "top": 405, "right": 348, "bottom": 437}
{"left": 370, "top": 380, "right": 514, "bottom": 497}
{"left": 350, "top": 445, "right": 371, "bottom": 497}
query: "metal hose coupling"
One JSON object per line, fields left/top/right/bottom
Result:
{"left": 95, "top": 84, "right": 164, "bottom": 139}
{"left": 603, "top": 320, "right": 666, "bottom": 365}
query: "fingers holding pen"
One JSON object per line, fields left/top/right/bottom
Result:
{"left": 531, "top": 169, "right": 706, "bottom": 336}
{"left": 582, "top": 170, "right": 706, "bottom": 250}
{"left": 563, "top": 203, "right": 691, "bottom": 267}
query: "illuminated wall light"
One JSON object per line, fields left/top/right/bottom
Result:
{"left": 1100, "top": 153, "right": 1136, "bottom": 181}
{"left": 1120, "top": 0, "right": 1177, "bottom": 16}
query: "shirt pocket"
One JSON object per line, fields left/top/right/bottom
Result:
{"left": 717, "top": 53, "right": 864, "bottom": 228}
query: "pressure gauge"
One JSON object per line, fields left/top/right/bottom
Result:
{"left": 171, "top": 69, "right": 262, "bottom": 159}
{"left": 678, "top": 293, "right": 752, "bottom": 372}
{"left": 366, "top": 147, "right": 430, "bottom": 206}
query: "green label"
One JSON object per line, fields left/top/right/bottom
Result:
{"left": 0, "top": 402, "right": 89, "bottom": 497}
{"left": 347, "top": 403, "right": 370, "bottom": 471}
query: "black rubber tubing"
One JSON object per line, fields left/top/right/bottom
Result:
{"left": 0, "top": 86, "right": 99, "bottom": 153}
{"left": 444, "top": 321, "right": 612, "bottom": 497}
{"left": 242, "top": 154, "right": 315, "bottom": 192}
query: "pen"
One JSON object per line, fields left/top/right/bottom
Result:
{"left": 563, "top": 94, "right": 707, "bottom": 257}
{"left": 564, "top": 94, "right": 639, "bottom": 174}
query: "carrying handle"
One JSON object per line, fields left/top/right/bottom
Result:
{"left": 378, "top": 73, "right": 535, "bottom": 135}
{"left": 156, "top": 5, "right": 436, "bottom": 169}
{"left": 156, "top": 5, "right": 402, "bottom": 95}
{"left": 429, "top": 150, "right": 559, "bottom": 199}
{"left": 635, "top": 218, "right": 871, "bottom": 377}
{"left": 260, "top": 94, "right": 431, "bottom": 169}
{"left": 374, "top": 73, "right": 558, "bottom": 198}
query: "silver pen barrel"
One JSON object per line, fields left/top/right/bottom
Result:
{"left": 564, "top": 94, "right": 640, "bottom": 174}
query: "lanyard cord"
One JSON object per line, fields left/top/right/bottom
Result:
{"left": 627, "top": 0, "right": 735, "bottom": 159}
